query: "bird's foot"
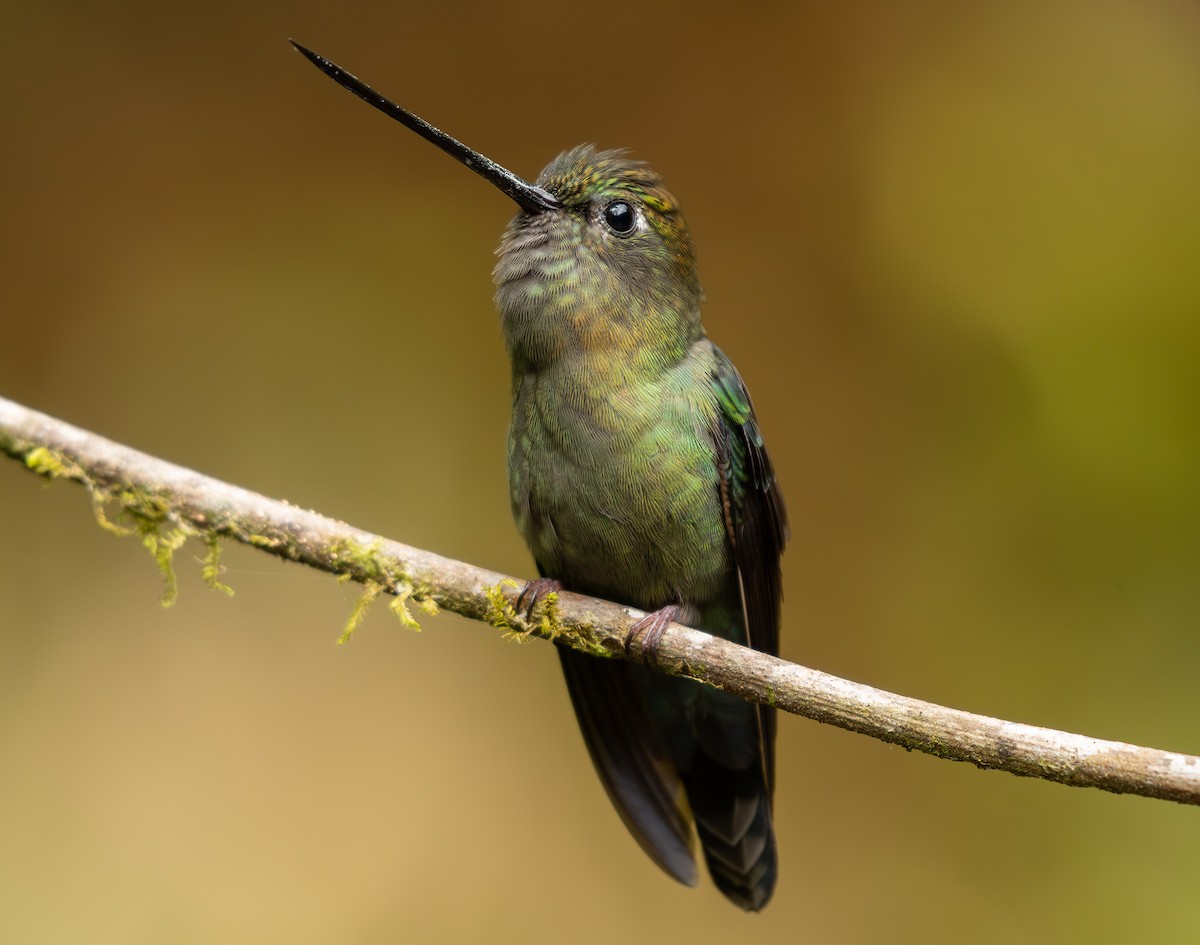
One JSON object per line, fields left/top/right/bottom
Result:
{"left": 626, "top": 605, "right": 681, "bottom": 664}
{"left": 516, "top": 577, "right": 564, "bottom": 620}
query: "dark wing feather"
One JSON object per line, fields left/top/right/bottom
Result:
{"left": 709, "top": 346, "right": 789, "bottom": 788}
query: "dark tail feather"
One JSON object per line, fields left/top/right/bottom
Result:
{"left": 557, "top": 646, "right": 698, "bottom": 886}
{"left": 652, "top": 674, "right": 778, "bottom": 911}
{"left": 684, "top": 750, "right": 777, "bottom": 911}
{"left": 559, "top": 644, "right": 777, "bottom": 909}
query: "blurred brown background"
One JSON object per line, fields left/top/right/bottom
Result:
{"left": 3, "top": 1, "right": 1199, "bottom": 942}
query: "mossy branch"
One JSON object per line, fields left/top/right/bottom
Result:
{"left": 2, "top": 394, "right": 1198, "bottom": 806}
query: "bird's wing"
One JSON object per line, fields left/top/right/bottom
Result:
{"left": 708, "top": 345, "right": 789, "bottom": 787}
{"left": 708, "top": 345, "right": 789, "bottom": 656}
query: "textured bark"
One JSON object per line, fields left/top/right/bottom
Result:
{"left": 2, "top": 394, "right": 1198, "bottom": 806}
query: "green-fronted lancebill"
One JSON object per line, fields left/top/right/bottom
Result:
{"left": 292, "top": 41, "right": 788, "bottom": 911}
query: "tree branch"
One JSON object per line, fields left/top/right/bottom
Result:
{"left": 2, "top": 394, "right": 1197, "bottom": 806}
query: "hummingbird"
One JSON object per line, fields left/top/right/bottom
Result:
{"left": 293, "top": 42, "right": 788, "bottom": 911}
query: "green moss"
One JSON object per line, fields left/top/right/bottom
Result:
{"left": 531, "top": 590, "right": 565, "bottom": 640}
{"left": 339, "top": 581, "right": 383, "bottom": 645}
{"left": 484, "top": 579, "right": 529, "bottom": 641}
{"left": 324, "top": 539, "right": 443, "bottom": 638}
{"left": 201, "top": 534, "right": 235, "bottom": 597}
{"left": 328, "top": 537, "right": 395, "bottom": 584}
{"left": 482, "top": 580, "right": 610, "bottom": 658}
{"left": 483, "top": 580, "right": 567, "bottom": 643}
{"left": 142, "top": 525, "right": 189, "bottom": 607}
{"left": 25, "top": 446, "right": 81, "bottom": 479}
{"left": 388, "top": 580, "right": 424, "bottom": 632}
{"left": 15, "top": 444, "right": 234, "bottom": 607}
{"left": 568, "top": 622, "right": 613, "bottom": 659}
{"left": 12, "top": 445, "right": 448, "bottom": 644}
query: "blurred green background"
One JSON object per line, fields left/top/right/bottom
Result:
{"left": 3, "top": 1, "right": 1199, "bottom": 942}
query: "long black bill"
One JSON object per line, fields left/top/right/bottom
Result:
{"left": 291, "top": 41, "right": 558, "bottom": 214}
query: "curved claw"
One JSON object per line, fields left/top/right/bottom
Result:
{"left": 626, "top": 605, "right": 681, "bottom": 664}
{"left": 517, "top": 577, "right": 564, "bottom": 620}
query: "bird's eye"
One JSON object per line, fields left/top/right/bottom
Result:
{"left": 603, "top": 201, "right": 636, "bottom": 235}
